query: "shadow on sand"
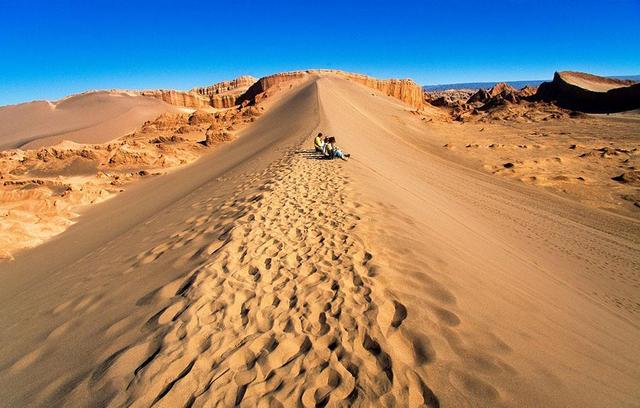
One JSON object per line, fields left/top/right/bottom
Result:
{"left": 295, "top": 149, "right": 330, "bottom": 161}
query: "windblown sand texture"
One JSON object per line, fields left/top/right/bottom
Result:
{"left": 0, "top": 73, "right": 639, "bottom": 408}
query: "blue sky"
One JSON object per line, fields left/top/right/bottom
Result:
{"left": 1, "top": 0, "right": 638, "bottom": 105}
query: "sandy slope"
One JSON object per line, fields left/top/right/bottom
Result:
{"left": 560, "top": 71, "right": 636, "bottom": 92}
{"left": 0, "top": 91, "right": 183, "bottom": 149}
{"left": 0, "top": 74, "right": 638, "bottom": 407}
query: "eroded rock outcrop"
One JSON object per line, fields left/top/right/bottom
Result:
{"left": 467, "top": 83, "right": 522, "bottom": 106}
{"left": 425, "top": 82, "right": 571, "bottom": 123}
{"left": 424, "top": 89, "right": 476, "bottom": 108}
{"left": 139, "top": 76, "right": 257, "bottom": 109}
{"left": 342, "top": 73, "right": 424, "bottom": 108}
{"left": 139, "top": 89, "right": 212, "bottom": 109}
{"left": 534, "top": 71, "right": 640, "bottom": 113}
{"left": 460, "top": 82, "right": 543, "bottom": 113}
{"left": 193, "top": 76, "right": 257, "bottom": 97}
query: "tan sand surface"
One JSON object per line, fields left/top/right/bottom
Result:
{"left": 559, "top": 71, "right": 636, "bottom": 92}
{"left": 434, "top": 115, "right": 640, "bottom": 216}
{"left": 0, "top": 74, "right": 638, "bottom": 407}
{"left": 0, "top": 91, "right": 184, "bottom": 149}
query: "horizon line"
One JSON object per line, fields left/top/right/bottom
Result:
{"left": 3, "top": 70, "right": 640, "bottom": 108}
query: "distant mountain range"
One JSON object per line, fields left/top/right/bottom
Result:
{"left": 423, "top": 75, "right": 640, "bottom": 91}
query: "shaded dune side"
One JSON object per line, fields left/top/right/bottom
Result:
{"left": 535, "top": 71, "right": 640, "bottom": 113}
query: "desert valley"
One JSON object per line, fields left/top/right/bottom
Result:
{"left": 0, "top": 69, "right": 639, "bottom": 407}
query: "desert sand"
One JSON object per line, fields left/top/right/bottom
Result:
{"left": 0, "top": 72, "right": 639, "bottom": 407}
{"left": 0, "top": 92, "right": 185, "bottom": 150}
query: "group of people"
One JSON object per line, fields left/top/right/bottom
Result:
{"left": 313, "top": 133, "right": 351, "bottom": 161}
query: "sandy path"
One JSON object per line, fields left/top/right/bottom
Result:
{"left": 1, "top": 74, "right": 639, "bottom": 407}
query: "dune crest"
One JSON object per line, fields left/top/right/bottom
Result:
{"left": 238, "top": 70, "right": 424, "bottom": 108}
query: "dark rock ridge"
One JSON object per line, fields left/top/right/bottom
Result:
{"left": 534, "top": 71, "right": 640, "bottom": 113}
{"left": 424, "top": 89, "right": 475, "bottom": 108}
{"left": 466, "top": 83, "right": 524, "bottom": 108}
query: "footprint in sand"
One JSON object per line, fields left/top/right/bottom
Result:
{"left": 76, "top": 152, "right": 440, "bottom": 407}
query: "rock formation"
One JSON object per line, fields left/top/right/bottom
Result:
{"left": 519, "top": 85, "right": 538, "bottom": 98}
{"left": 534, "top": 71, "right": 640, "bottom": 113}
{"left": 139, "top": 76, "right": 257, "bottom": 110}
{"left": 424, "top": 89, "right": 475, "bottom": 108}
{"left": 193, "top": 76, "right": 257, "bottom": 97}
{"left": 342, "top": 72, "right": 424, "bottom": 108}
{"left": 459, "top": 82, "right": 544, "bottom": 112}
{"left": 466, "top": 88, "right": 491, "bottom": 104}
{"left": 139, "top": 89, "right": 213, "bottom": 109}
{"left": 467, "top": 82, "right": 522, "bottom": 106}
{"left": 424, "top": 82, "right": 574, "bottom": 123}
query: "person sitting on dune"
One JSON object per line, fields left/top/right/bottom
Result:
{"left": 322, "top": 136, "right": 331, "bottom": 155}
{"left": 325, "top": 136, "right": 350, "bottom": 160}
{"left": 314, "top": 132, "right": 325, "bottom": 154}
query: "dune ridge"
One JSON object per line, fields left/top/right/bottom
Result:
{"left": 238, "top": 69, "right": 424, "bottom": 108}
{"left": 77, "top": 152, "right": 438, "bottom": 407}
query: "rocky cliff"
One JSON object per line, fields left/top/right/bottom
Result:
{"left": 193, "top": 76, "right": 256, "bottom": 97}
{"left": 139, "top": 90, "right": 212, "bottom": 109}
{"left": 342, "top": 72, "right": 424, "bottom": 108}
{"left": 139, "top": 76, "right": 257, "bottom": 110}
{"left": 534, "top": 71, "right": 640, "bottom": 113}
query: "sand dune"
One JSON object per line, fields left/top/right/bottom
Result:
{"left": 559, "top": 71, "right": 636, "bottom": 92}
{"left": 0, "top": 92, "right": 187, "bottom": 150}
{"left": 0, "top": 73, "right": 639, "bottom": 407}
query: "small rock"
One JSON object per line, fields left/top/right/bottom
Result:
{"left": 612, "top": 171, "right": 640, "bottom": 184}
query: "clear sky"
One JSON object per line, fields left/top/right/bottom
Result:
{"left": 1, "top": 0, "right": 639, "bottom": 105}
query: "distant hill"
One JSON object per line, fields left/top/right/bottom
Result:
{"left": 423, "top": 75, "right": 640, "bottom": 91}
{"left": 423, "top": 80, "right": 545, "bottom": 91}
{"left": 534, "top": 71, "right": 640, "bottom": 113}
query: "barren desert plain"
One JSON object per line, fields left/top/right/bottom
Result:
{"left": 0, "top": 69, "right": 639, "bottom": 408}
